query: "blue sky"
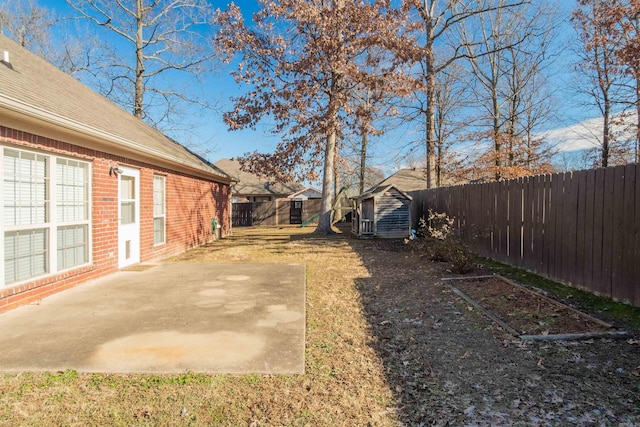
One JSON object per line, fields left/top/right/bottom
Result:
{"left": 40, "top": 0, "right": 599, "bottom": 176}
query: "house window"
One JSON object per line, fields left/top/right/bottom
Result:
{"left": 2, "top": 147, "right": 91, "bottom": 286}
{"left": 56, "top": 158, "right": 89, "bottom": 270}
{"left": 153, "top": 175, "right": 165, "bottom": 245}
{"left": 120, "top": 176, "right": 135, "bottom": 225}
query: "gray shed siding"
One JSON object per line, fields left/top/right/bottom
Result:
{"left": 375, "top": 190, "right": 411, "bottom": 238}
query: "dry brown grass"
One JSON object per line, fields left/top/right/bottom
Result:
{"left": 0, "top": 227, "right": 399, "bottom": 426}
{"left": 1, "top": 226, "right": 639, "bottom": 426}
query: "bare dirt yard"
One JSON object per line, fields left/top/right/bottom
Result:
{"left": 1, "top": 226, "right": 639, "bottom": 426}
{"left": 450, "top": 276, "right": 614, "bottom": 336}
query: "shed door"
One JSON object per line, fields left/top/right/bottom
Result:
{"left": 118, "top": 167, "right": 140, "bottom": 268}
{"left": 362, "top": 199, "right": 374, "bottom": 220}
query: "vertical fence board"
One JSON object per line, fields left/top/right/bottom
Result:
{"left": 542, "top": 174, "right": 553, "bottom": 278}
{"left": 563, "top": 172, "right": 579, "bottom": 286}
{"left": 532, "top": 175, "right": 544, "bottom": 273}
{"left": 507, "top": 179, "right": 517, "bottom": 264}
{"left": 601, "top": 167, "right": 615, "bottom": 298}
{"left": 522, "top": 176, "right": 534, "bottom": 271}
{"left": 490, "top": 184, "right": 496, "bottom": 257}
{"left": 548, "top": 173, "right": 560, "bottom": 279}
{"left": 497, "top": 181, "right": 508, "bottom": 262}
{"left": 583, "top": 170, "right": 596, "bottom": 291}
{"left": 480, "top": 183, "right": 491, "bottom": 257}
{"left": 592, "top": 168, "right": 606, "bottom": 296}
{"left": 495, "top": 183, "right": 502, "bottom": 258}
{"left": 468, "top": 184, "right": 478, "bottom": 248}
{"left": 611, "top": 165, "right": 635, "bottom": 302}
{"left": 635, "top": 165, "right": 640, "bottom": 306}
{"left": 516, "top": 178, "right": 524, "bottom": 266}
{"left": 621, "top": 164, "right": 637, "bottom": 304}
{"left": 482, "top": 183, "right": 490, "bottom": 257}
{"left": 487, "top": 184, "right": 495, "bottom": 257}
{"left": 574, "top": 170, "right": 588, "bottom": 290}
{"left": 611, "top": 166, "right": 626, "bottom": 301}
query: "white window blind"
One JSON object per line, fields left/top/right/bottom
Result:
{"left": 153, "top": 175, "right": 165, "bottom": 245}
{"left": 4, "top": 229, "right": 48, "bottom": 284}
{"left": 2, "top": 147, "right": 91, "bottom": 286}
{"left": 56, "top": 158, "right": 88, "bottom": 223}
{"left": 3, "top": 149, "right": 48, "bottom": 227}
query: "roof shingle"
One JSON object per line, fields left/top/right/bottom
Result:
{"left": 0, "top": 34, "right": 228, "bottom": 182}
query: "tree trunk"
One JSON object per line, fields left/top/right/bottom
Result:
{"left": 425, "top": 77, "right": 436, "bottom": 188}
{"left": 493, "top": 88, "right": 502, "bottom": 180}
{"left": 636, "top": 74, "right": 640, "bottom": 163}
{"left": 134, "top": 0, "right": 145, "bottom": 119}
{"left": 316, "top": 130, "right": 337, "bottom": 234}
{"left": 333, "top": 148, "right": 340, "bottom": 200}
{"left": 436, "top": 137, "right": 442, "bottom": 187}
{"left": 424, "top": 19, "right": 436, "bottom": 189}
{"left": 602, "top": 95, "right": 610, "bottom": 168}
{"left": 359, "top": 125, "right": 368, "bottom": 195}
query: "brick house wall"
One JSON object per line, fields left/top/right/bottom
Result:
{"left": 0, "top": 126, "right": 230, "bottom": 313}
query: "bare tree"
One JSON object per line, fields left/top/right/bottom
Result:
{"left": 461, "top": 1, "right": 557, "bottom": 180}
{"left": 348, "top": 49, "right": 406, "bottom": 194}
{"left": 0, "top": 0, "right": 55, "bottom": 55}
{"left": 338, "top": 160, "right": 385, "bottom": 194}
{"left": 433, "top": 64, "right": 469, "bottom": 185}
{"left": 573, "top": 0, "right": 626, "bottom": 168}
{"left": 0, "top": 0, "right": 120, "bottom": 90}
{"left": 214, "top": 0, "right": 408, "bottom": 234}
{"left": 400, "top": 0, "right": 527, "bottom": 188}
{"left": 66, "top": 0, "right": 218, "bottom": 129}
{"left": 599, "top": 0, "right": 640, "bottom": 163}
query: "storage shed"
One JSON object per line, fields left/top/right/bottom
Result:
{"left": 351, "top": 185, "right": 412, "bottom": 238}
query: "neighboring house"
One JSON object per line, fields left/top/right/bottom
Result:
{"left": 0, "top": 35, "right": 231, "bottom": 312}
{"left": 214, "top": 158, "right": 304, "bottom": 202}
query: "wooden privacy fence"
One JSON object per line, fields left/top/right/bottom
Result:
{"left": 232, "top": 199, "right": 321, "bottom": 227}
{"left": 409, "top": 164, "right": 640, "bottom": 306}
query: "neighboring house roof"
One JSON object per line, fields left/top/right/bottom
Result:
{"left": 0, "top": 34, "right": 229, "bottom": 183}
{"left": 287, "top": 187, "right": 322, "bottom": 199}
{"left": 214, "top": 158, "right": 304, "bottom": 196}
{"left": 368, "top": 168, "right": 427, "bottom": 193}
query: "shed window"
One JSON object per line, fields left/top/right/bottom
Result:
{"left": 2, "top": 147, "right": 91, "bottom": 286}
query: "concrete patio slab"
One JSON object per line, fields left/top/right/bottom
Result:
{"left": 0, "top": 262, "right": 306, "bottom": 374}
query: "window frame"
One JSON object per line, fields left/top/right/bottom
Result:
{"left": 1, "top": 146, "right": 92, "bottom": 288}
{"left": 152, "top": 174, "right": 166, "bottom": 246}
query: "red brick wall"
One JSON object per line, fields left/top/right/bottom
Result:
{"left": 139, "top": 168, "right": 231, "bottom": 262}
{"left": 0, "top": 126, "right": 230, "bottom": 313}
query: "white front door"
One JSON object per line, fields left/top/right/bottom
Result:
{"left": 118, "top": 167, "right": 140, "bottom": 268}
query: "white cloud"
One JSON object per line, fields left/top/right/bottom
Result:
{"left": 542, "top": 113, "right": 637, "bottom": 152}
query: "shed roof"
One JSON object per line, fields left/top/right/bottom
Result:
{"left": 0, "top": 34, "right": 229, "bottom": 183}
{"left": 214, "top": 158, "right": 304, "bottom": 196}
{"left": 353, "top": 184, "right": 413, "bottom": 202}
